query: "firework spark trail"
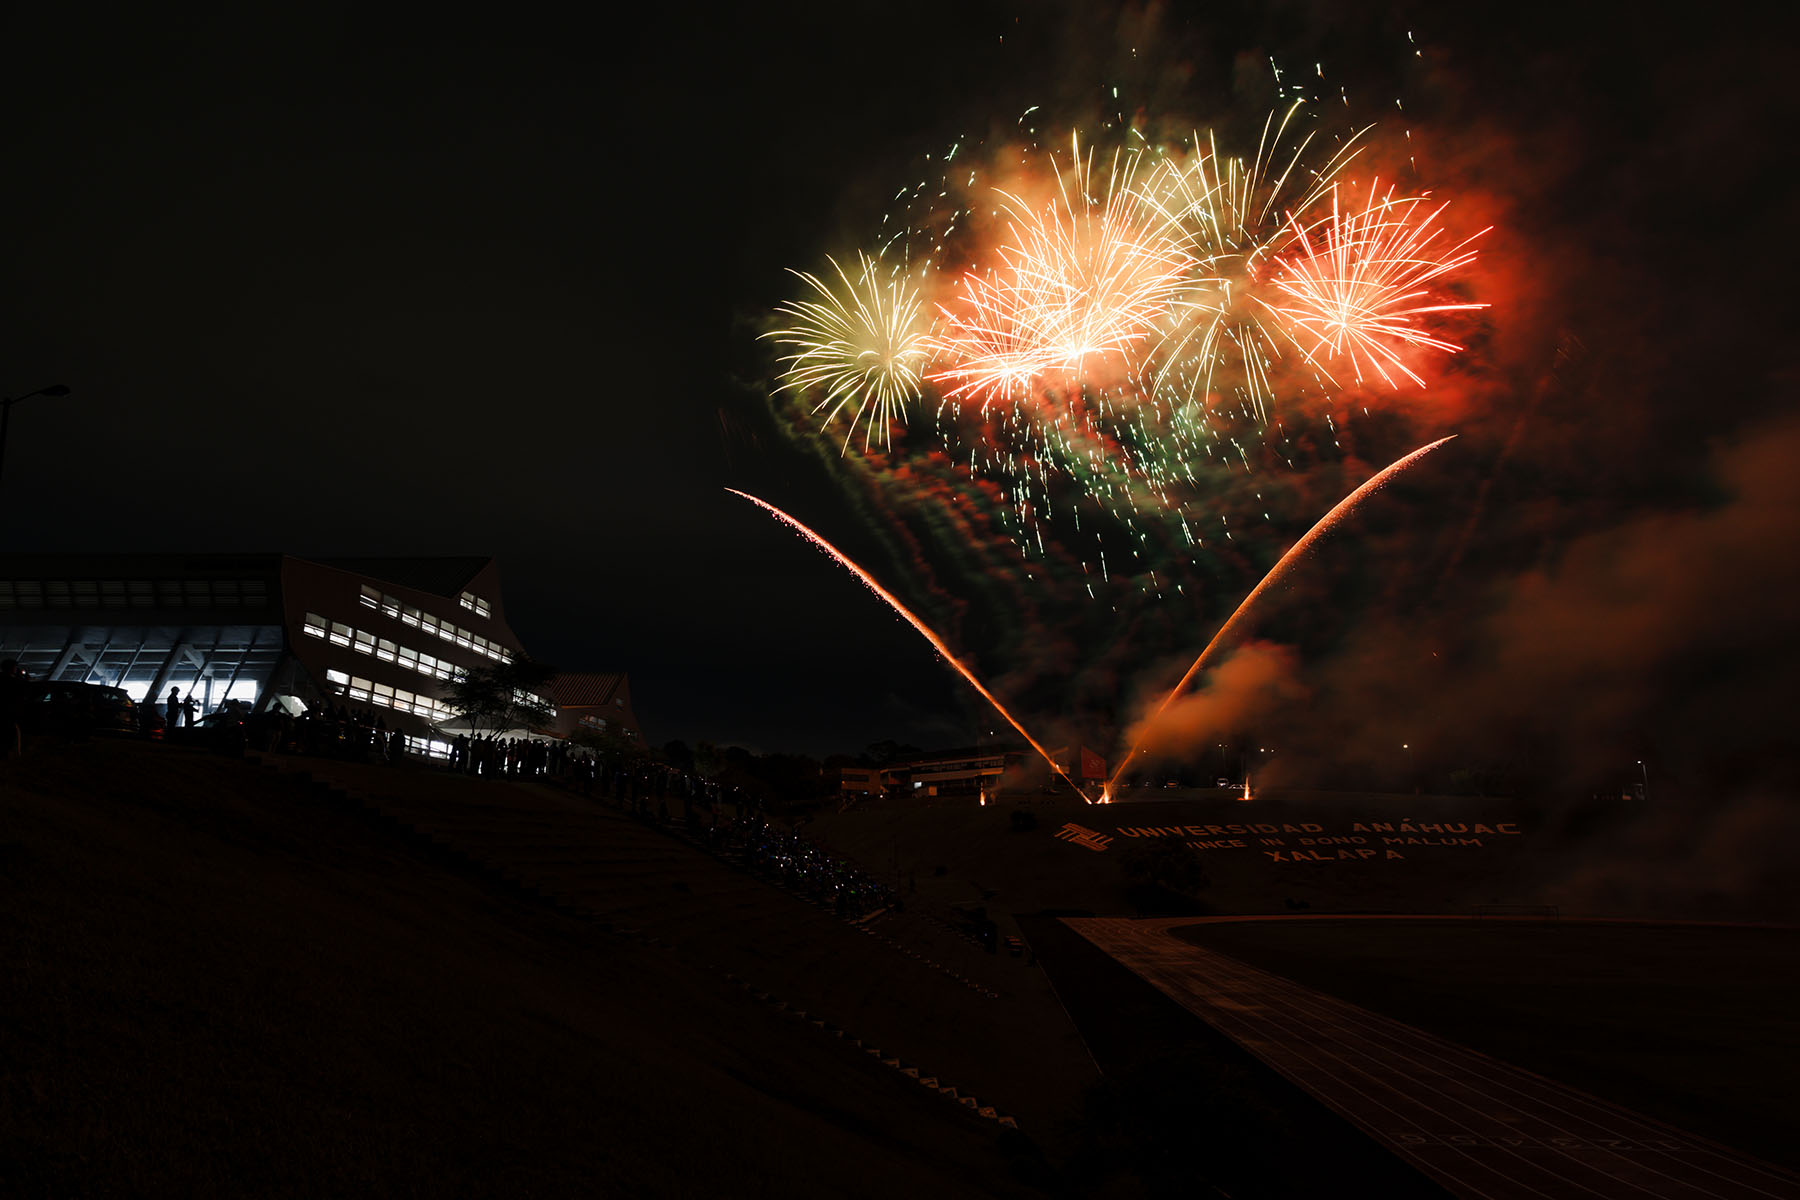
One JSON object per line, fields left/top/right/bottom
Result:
{"left": 1107, "top": 435, "right": 1456, "bottom": 794}
{"left": 726, "top": 488, "right": 1098, "bottom": 803}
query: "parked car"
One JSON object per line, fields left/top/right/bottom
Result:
{"left": 18, "top": 680, "right": 139, "bottom": 736}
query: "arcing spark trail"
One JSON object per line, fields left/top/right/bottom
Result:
{"left": 1108, "top": 436, "right": 1456, "bottom": 793}
{"left": 726, "top": 488, "right": 1098, "bottom": 802}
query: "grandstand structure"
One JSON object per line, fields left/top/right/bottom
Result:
{"left": 0, "top": 553, "right": 640, "bottom": 753}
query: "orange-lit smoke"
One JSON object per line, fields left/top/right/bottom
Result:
{"left": 1123, "top": 640, "right": 1304, "bottom": 765}
{"left": 1109, "top": 435, "right": 1455, "bottom": 789}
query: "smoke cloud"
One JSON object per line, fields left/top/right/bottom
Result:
{"left": 1125, "top": 641, "right": 1305, "bottom": 766}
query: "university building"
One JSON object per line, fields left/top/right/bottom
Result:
{"left": 0, "top": 553, "right": 640, "bottom": 756}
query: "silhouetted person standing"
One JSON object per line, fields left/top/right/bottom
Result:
{"left": 166, "top": 686, "right": 184, "bottom": 730}
{"left": 0, "top": 659, "right": 24, "bottom": 758}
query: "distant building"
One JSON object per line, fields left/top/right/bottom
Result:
{"left": 1050, "top": 744, "right": 1109, "bottom": 784}
{"left": 825, "top": 764, "right": 884, "bottom": 797}
{"left": 546, "top": 672, "right": 643, "bottom": 745}
{"left": 0, "top": 553, "right": 627, "bottom": 757}
{"left": 884, "top": 746, "right": 1023, "bottom": 799}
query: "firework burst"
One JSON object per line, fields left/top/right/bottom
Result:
{"left": 764, "top": 253, "right": 932, "bottom": 451}
{"left": 1263, "top": 181, "right": 1489, "bottom": 388}
{"left": 929, "top": 134, "right": 1193, "bottom": 410}
{"left": 1136, "top": 104, "right": 1367, "bottom": 423}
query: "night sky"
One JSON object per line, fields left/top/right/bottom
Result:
{"left": 5, "top": 0, "right": 1794, "bottom": 823}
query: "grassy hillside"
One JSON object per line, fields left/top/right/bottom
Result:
{"left": 2, "top": 741, "right": 1039, "bottom": 1198}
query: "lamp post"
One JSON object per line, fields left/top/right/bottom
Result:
{"left": 0, "top": 384, "right": 73, "bottom": 492}
{"left": 1637, "top": 759, "right": 1649, "bottom": 802}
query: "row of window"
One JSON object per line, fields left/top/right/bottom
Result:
{"left": 322, "top": 668, "right": 461, "bottom": 723}
{"left": 458, "top": 590, "right": 492, "bottom": 618}
{"left": 0, "top": 578, "right": 270, "bottom": 609}
{"left": 303, "top": 614, "right": 553, "bottom": 712}
{"left": 356, "top": 586, "right": 511, "bottom": 662}
{"left": 304, "top": 613, "right": 475, "bottom": 684}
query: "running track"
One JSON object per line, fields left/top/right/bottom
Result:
{"left": 1066, "top": 917, "right": 1800, "bottom": 1200}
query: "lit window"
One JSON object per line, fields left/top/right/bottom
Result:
{"left": 401, "top": 605, "right": 421, "bottom": 627}
{"left": 476, "top": 599, "right": 491, "bottom": 618}
{"left": 359, "top": 585, "right": 380, "bottom": 609}
{"left": 381, "top": 594, "right": 401, "bottom": 619}
{"left": 458, "top": 591, "right": 475, "bottom": 611}
{"left": 455, "top": 629, "right": 472, "bottom": 649}
{"left": 303, "top": 613, "right": 327, "bottom": 639}
{"left": 371, "top": 683, "right": 394, "bottom": 707}
{"left": 421, "top": 613, "right": 439, "bottom": 635}
{"left": 353, "top": 630, "right": 375, "bottom": 655}
{"left": 325, "top": 668, "right": 349, "bottom": 684}
{"left": 398, "top": 646, "right": 418, "bottom": 670}
{"left": 329, "top": 622, "right": 352, "bottom": 648}
{"left": 348, "top": 677, "right": 371, "bottom": 702}
{"left": 375, "top": 638, "right": 397, "bottom": 663}
{"left": 394, "top": 688, "right": 414, "bottom": 712}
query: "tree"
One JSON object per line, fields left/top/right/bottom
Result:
{"left": 440, "top": 657, "right": 557, "bottom": 739}
{"left": 569, "top": 723, "right": 646, "bottom": 764}
{"left": 662, "top": 739, "right": 695, "bottom": 773}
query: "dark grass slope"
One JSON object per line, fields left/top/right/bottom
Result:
{"left": 2, "top": 741, "right": 1041, "bottom": 1198}
{"left": 1174, "top": 918, "right": 1800, "bottom": 1170}
{"left": 252, "top": 753, "right": 1098, "bottom": 1138}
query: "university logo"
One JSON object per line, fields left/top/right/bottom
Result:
{"left": 1054, "top": 822, "right": 1113, "bottom": 853}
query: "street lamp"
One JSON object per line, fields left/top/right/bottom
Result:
{"left": 0, "top": 384, "right": 73, "bottom": 492}
{"left": 1637, "top": 759, "right": 1649, "bottom": 802}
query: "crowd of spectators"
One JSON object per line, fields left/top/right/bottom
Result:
{"left": 707, "top": 816, "right": 898, "bottom": 919}
{"left": 1, "top": 664, "right": 900, "bottom": 925}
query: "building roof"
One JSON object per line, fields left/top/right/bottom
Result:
{"left": 302, "top": 556, "right": 492, "bottom": 600}
{"left": 548, "top": 672, "right": 626, "bottom": 709}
